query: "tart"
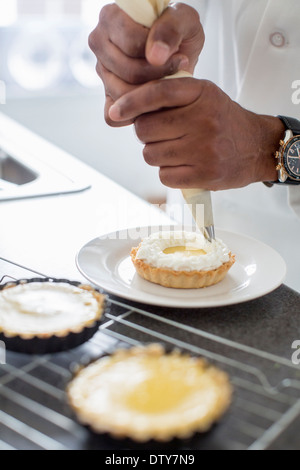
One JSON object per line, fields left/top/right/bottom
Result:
{"left": 131, "top": 230, "right": 235, "bottom": 289}
{"left": 0, "top": 278, "right": 105, "bottom": 354}
{"left": 67, "top": 344, "right": 232, "bottom": 442}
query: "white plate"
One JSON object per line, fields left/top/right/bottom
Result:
{"left": 76, "top": 226, "right": 286, "bottom": 308}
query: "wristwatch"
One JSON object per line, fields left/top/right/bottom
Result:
{"left": 274, "top": 115, "right": 300, "bottom": 184}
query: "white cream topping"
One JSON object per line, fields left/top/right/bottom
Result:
{"left": 0, "top": 282, "right": 100, "bottom": 335}
{"left": 136, "top": 231, "right": 230, "bottom": 272}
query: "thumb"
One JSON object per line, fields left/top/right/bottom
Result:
{"left": 145, "top": 4, "right": 197, "bottom": 66}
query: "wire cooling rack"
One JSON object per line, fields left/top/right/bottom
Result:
{"left": 1, "top": 259, "right": 300, "bottom": 450}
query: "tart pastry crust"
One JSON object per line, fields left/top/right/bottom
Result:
{"left": 131, "top": 246, "right": 236, "bottom": 289}
{"left": 67, "top": 344, "right": 232, "bottom": 442}
{"left": 0, "top": 278, "right": 105, "bottom": 353}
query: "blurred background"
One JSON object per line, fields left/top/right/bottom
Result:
{"left": 0, "top": 0, "right": 167, "bottom": 203}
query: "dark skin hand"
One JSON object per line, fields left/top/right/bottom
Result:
{"left": 89, "top": 3, "right": 285, "bottom": 190}
{"left": 108, "top": 78, "right": 284, "bottom": 190}
{"left": 89, "top": 3, "right": 204, "bottom": 126}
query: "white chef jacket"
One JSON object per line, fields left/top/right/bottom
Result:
{"left": 168, "top": 0, "right": 300, "bottom": 292}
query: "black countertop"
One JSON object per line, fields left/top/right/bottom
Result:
{"left": 1, "top": 264, "right": 300, "bottom": 450}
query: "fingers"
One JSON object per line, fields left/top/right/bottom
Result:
{"left": 97, "top": 62, "right": 135, "bottom": 100}
{"left": 148, "top": 146, "right": 220, "bottom": 190}
{"left": 109, "top": 78, "right": 202, "bottom": 122}
{"left": 89, "top": 4, "right": 147, "bottom": 59}
{"left": 146, "top": 3, "right": 204, "bottom": 70}
{"left": 89, "top": 4, "right": 190, "bottom": 86}
{"left": 159, "top": 165, "right": 205, "bottom": 189}
{"left": 98, "top": 63, "right": 136, "bottom": 127}
{"left": 142, "top": 139, "right": 190, "bottom": 168}
{"left": 134, "top": 108, "right": 191, "bottom": 143}
{"left": 142, "top": 135, "right": 210, "bottom": 174}
{"left": 95, "top": 33, "right": 187, "bottom": 85}
{"left": 104, "top": 96, "right": 134, "bottom": 127}
{"left": 89, "top": 3, "right": 205, "bottom": 131}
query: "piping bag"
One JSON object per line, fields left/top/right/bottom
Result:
{"left": 115, "top": 0, "right": 215, "bottom": 241}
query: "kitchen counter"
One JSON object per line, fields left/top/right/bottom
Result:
{"left": 0, "top": 113, "right": 300, "bottom": 451}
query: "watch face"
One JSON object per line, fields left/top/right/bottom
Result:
{"left": 284, "top": 136, "right": 300, "bottom": 180}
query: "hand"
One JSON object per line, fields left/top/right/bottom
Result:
{"left": 88, "top": 3, "right": 204, "bottom": 127}
{"left": 108, "top": 78, "right": 285, "bottom": 190}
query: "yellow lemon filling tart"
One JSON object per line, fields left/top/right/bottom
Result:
{"left": 67, "top": 344, "right": 232, "bottom": 442}
{"left": 131, "top": 231, "right": 235, "bottom": 288}
{"left": 0, "top": 278, "right": 105, "bottom": 353}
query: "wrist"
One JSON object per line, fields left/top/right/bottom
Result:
{"left": 256, "top": 115, "right": 285, "bottom": 183}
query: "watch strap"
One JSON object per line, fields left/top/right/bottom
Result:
{"left": 277, "top": 115, "right": 300, "bottom": 135}
{"left": 273, "top": 179, "right": 300, "bottom": 185}
{"left": 270, "top": 115, "right": 300, "bottom": 185}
